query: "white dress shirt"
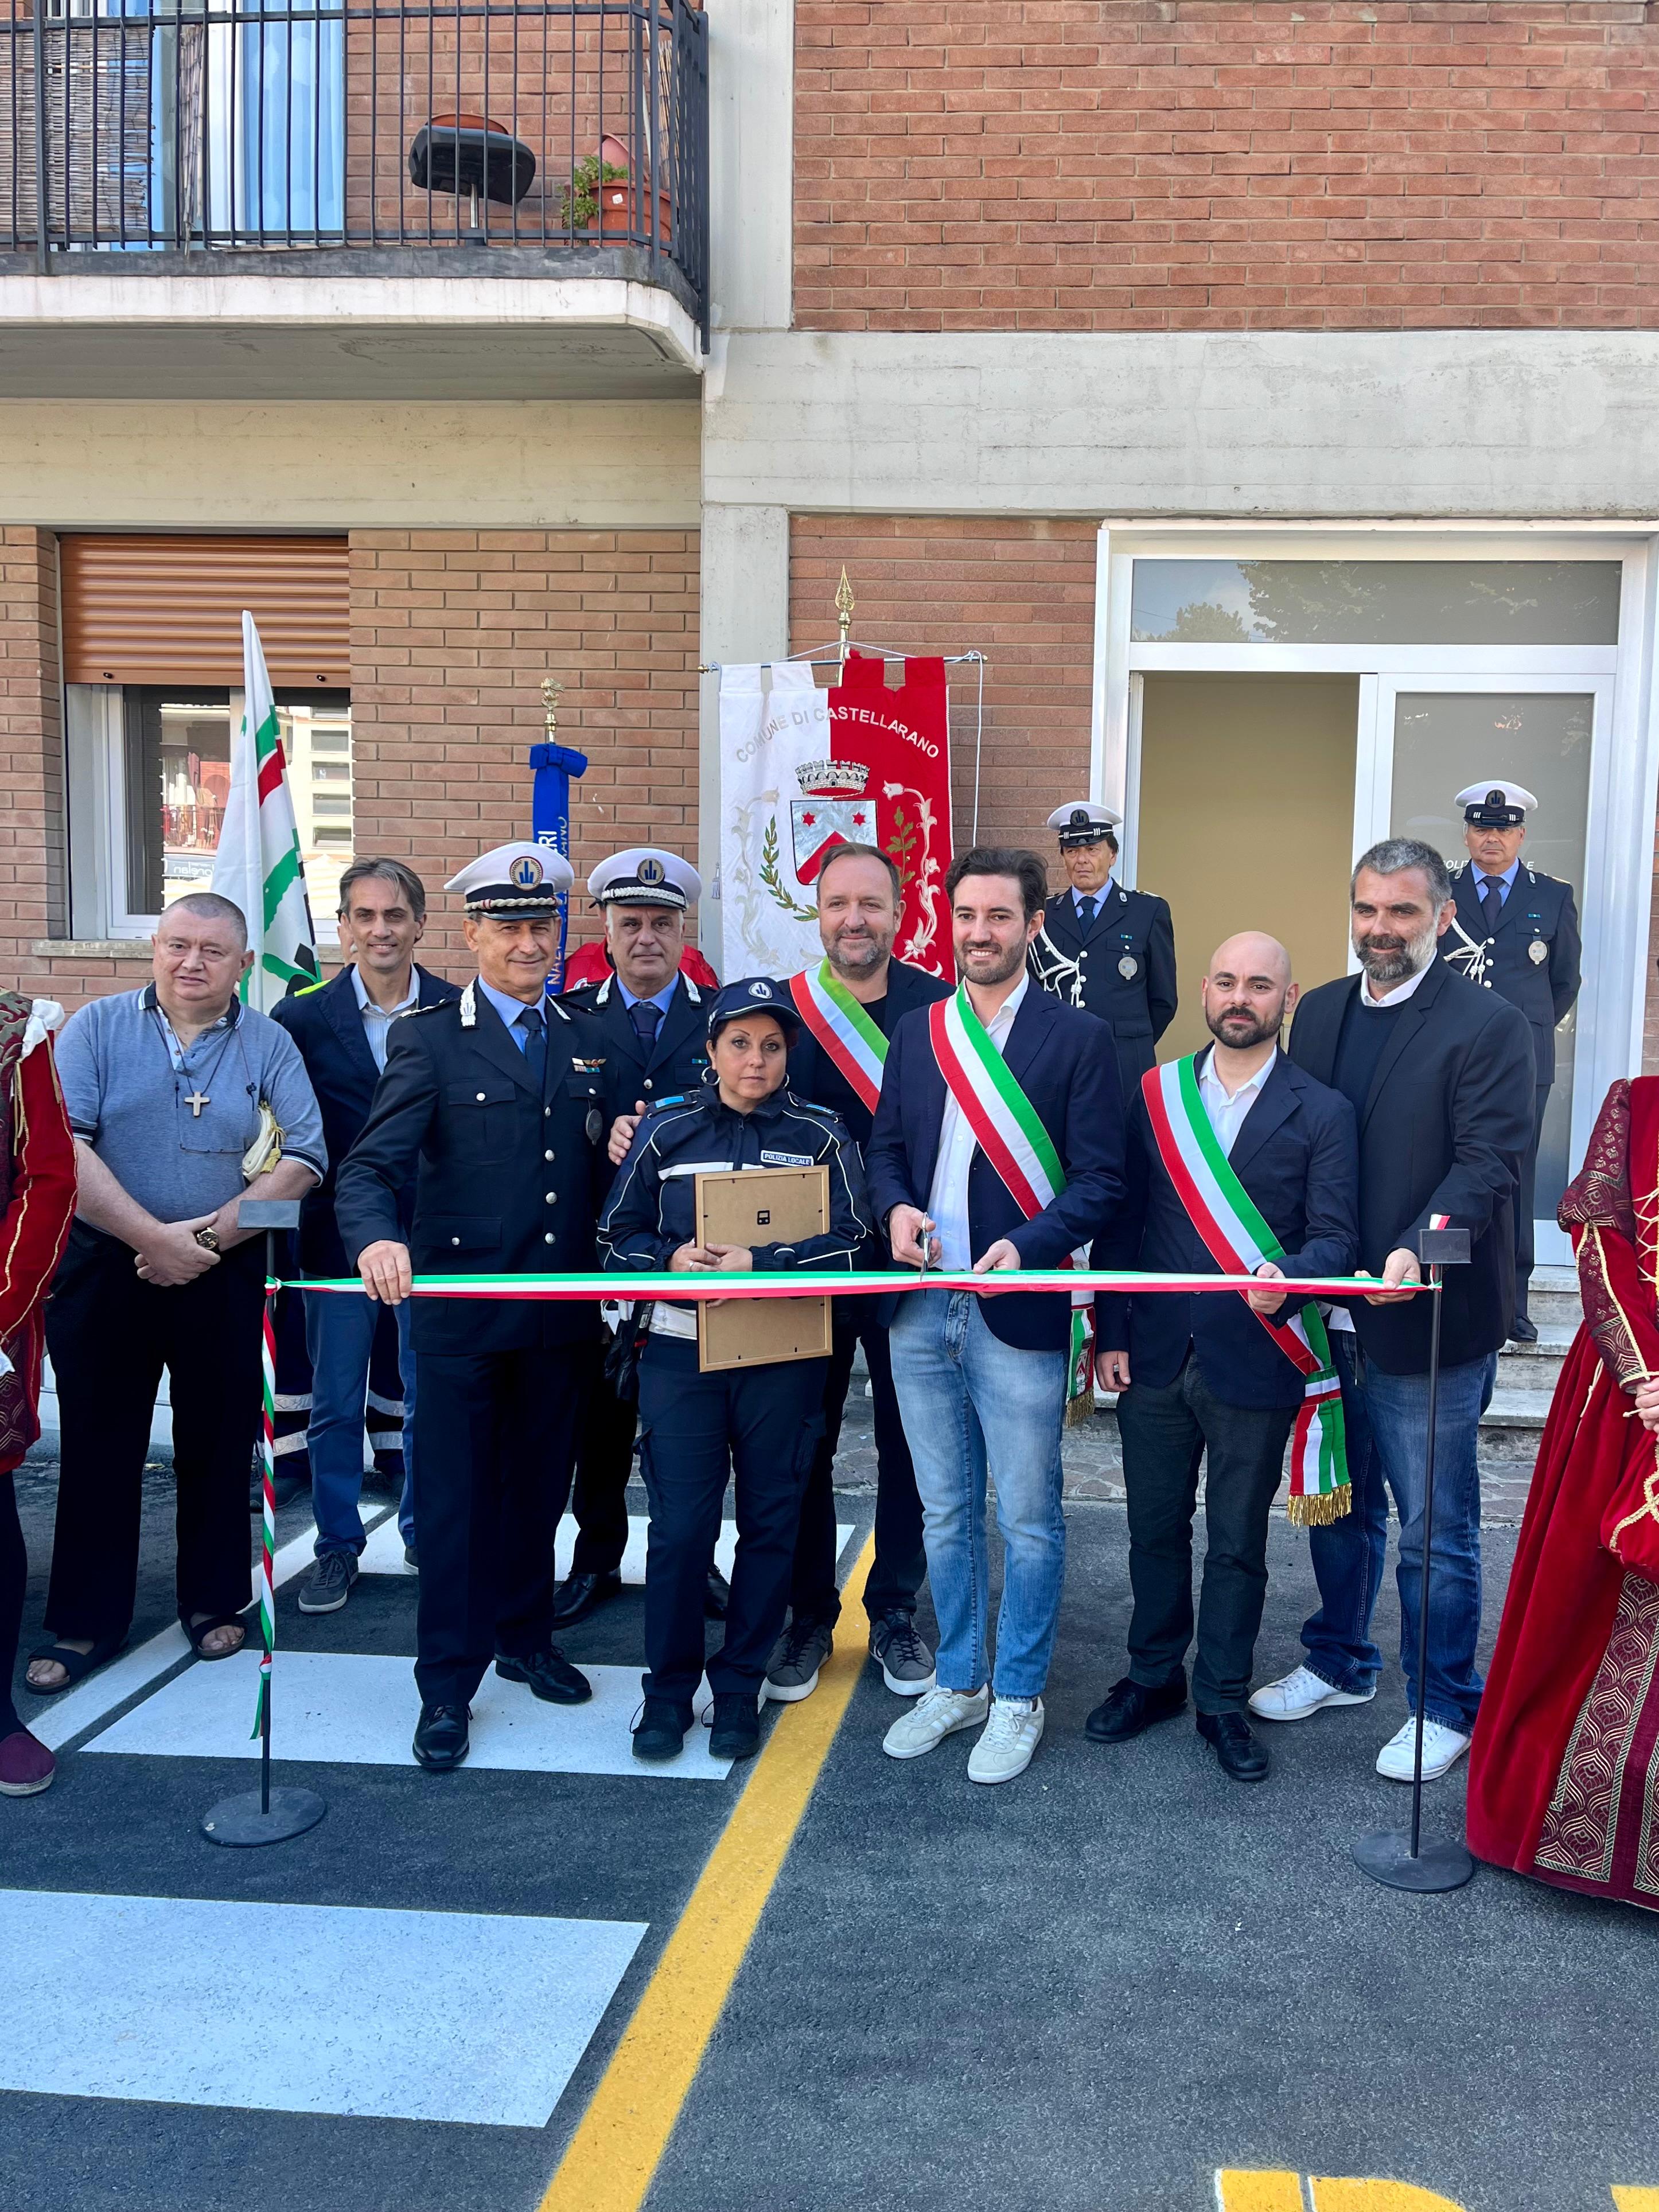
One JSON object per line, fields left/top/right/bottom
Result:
{"left": 926, "top": 972, "right": 1029, "bottom": 1270}
{"left": 1197, "top": 1043, "right": 1276, "bottom": 1159}
{"left": 351, "top": 965, "right": 420, "bottom": 1073}
{"left": 1358, "top": 955, "right": 1435, "bottom": 1009}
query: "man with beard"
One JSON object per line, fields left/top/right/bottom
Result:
{"left": 770, "top": 842, "right": 951, "bottom": 1705}
{"left": 1250, "top": 839, "right": 1535, "bottom": 1785}
{"left": 866, "top": 848, "right": 1124, "bottom": 1785}
{"left": 1088, "top": 934, "right": 1357, "bottom": 1784}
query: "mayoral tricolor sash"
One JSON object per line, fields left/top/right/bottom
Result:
{"left": 1142, "top": 1055, "right": 1350, "bottom": 1525}
{"left": 927, "top": 987, "right": 1095, "bottom": 1415}
{"left": 788, "top": 961, "right": 887, "bottom": 1115}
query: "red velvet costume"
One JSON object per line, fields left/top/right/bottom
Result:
{"left": 0, "top": 998, "right": 77, "bottom": 1473}
{"left": 1467, "top": 1077, "right": 1659, "bottom": 1909}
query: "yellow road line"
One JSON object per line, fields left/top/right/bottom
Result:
{"left": 539, "top": 1533, "right": 877, "bottom": 2212}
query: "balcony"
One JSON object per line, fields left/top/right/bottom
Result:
{"left": 0, "top": 0, "right": 707, "bottom": 398}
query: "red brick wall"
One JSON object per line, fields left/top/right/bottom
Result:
{"left": 789, "top": 517, "right": 1098, "bottom": 881}
{"left": 796, "top": 0, "right": 1659, "bottom": 333}
{"left": 350, "top": 529, "right": 700, "bottom": 971}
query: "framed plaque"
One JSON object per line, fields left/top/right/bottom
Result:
{"left": 693, "top": 1166, "right": 834, "bottom": 1371}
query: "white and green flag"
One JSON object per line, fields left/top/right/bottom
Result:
{"left": 211, "top": 610, "right": 319, "bottom": 1011}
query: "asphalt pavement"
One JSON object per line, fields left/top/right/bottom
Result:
{"left": 3, "top": 1442, "right": 1656, "bottom": 2212}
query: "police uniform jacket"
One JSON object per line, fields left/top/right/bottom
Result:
{"left": 1029, "top": 883, "right": 1177, "bottom": 1084}
{"left": 557, "top": 969, "right": 711, "bottom": 1178}
{"left": 1446, "top": 864, "right": 1582, "bottom": 1088}
{"left": 334, "top": 983, "right": 607, "bottom": 1356}
{"left": 597, "top": 1085, "right": 872, "bottom": 1329}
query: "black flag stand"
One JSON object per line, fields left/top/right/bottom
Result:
{"left": 1353, "top": 1225, "right": 1477, "bottom": 1894}
{"left": 203, "top": 1199, "right": 326, "bottom": 1849}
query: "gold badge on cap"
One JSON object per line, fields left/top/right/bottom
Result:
{"left": 1528, "top": 940, "right": 1548, "bottom": 964}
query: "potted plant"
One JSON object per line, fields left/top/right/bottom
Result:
{"left": 564, "top": 135, "right": 673, "bottom": 244}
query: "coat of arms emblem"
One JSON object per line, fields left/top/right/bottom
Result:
{"left": 789, "top": 758, "right": 876, "bottom": 883}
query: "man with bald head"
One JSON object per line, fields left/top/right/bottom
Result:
{"left": 1088, "top": 932, "right": 1358, "bottom": 1783}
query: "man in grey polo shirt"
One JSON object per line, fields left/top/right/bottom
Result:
{"left": 26, "top": 893, "right": 325, "bottom": 1695}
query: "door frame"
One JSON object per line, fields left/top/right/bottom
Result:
{"left": 1091, "top": 524, "right": 1659, "bottom": 1261}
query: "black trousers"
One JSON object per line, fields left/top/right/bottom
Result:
{"left": 1, "top": 1471, "right": 25, "bottom": 1737}
{"left": 568, "top": 1368, "right": 640, "bottom": 1576}
{"left": 789, "top": 1318, "right": 925, "bottom": 1629}
{"left": 1516, "top": 1081, "right": 1549, "bottom": 1314}
{"left": 412, "top": 1345, "right": 584, "bottom": 1706}
{"left": 1116, "top": 1352, "right": 1295, "bottom": 1716}
{"left": 637, "top": 1336, "right": 825, "bottom": 1703}
{"left": 44, "top": 1228, "right": 262, "bottom": 1644}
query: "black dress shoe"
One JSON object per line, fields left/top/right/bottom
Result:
{"left": 1198, "top": 1710, "right": 1270, "bottom": 1783}
{"left": 707, "top": 1689, "right": 761, "bottom": 1761}
{"left": 1084, "top": 1673, "right": 1187, "bottom": 1743}
{"left": 413, "top": 1703, "right": 470, "bottom": 1771}
{"left": 1509, "top": 1313, "right": 1539, "bottom": 1345}
{"left": 704, "top": 1566, "right": 731, "bottom": 1622}
{"left": 632, "top": 1697, "right": 695, "bottom": 1763}
{"left": 551, "top": 1570, "right": 623, "bottom": 1629}
{"left": 496, "top": 1648, "right": 593, "bottom": 1705}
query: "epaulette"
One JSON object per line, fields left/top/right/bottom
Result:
{"left": 781, "top": 1091, "right": 843, "bottom": 1120}
{"left": 642, "top": 1090, "right": 698, "bottom": 1116}
{"left": 409, "top": 996, "right": 455, "bottom": 1015}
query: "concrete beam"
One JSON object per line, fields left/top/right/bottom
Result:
{"left": 705, "top": 0, "right": 793, "bottom": 334}
{"left": 702, "top": 329, "right": 1659, "bottom": 520}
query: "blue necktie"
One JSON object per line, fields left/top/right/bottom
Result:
{"left": 1480, "top": 876, "right": 1505, "bottom": 933}
{"left": 629, "top": 999, "right": 662, "bottom": 1052}
{"left": 517, "top": 1004, "right": 547, "bottom": 1090}
{"left": 1079, "top": 895, "right": 1099, "bottom": 932}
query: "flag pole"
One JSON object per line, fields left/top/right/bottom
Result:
{"left": 203, "top": 1199, "right": 325, "bottom": 1848}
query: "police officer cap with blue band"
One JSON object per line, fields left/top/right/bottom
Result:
{"left": 1046, "top": 800, "right": 1122, "bottom": 850}
{"left": 706, "top": 976, "right": 804, "bottom": 1044}
{"left": 587, "top": 846, "right": 702, "bottom": 913}
{"left": 1456, "top": 781, "right": 1538, "bottom": 829}
{"left": 445, "top": 839, "right": 573, "bottom": 916}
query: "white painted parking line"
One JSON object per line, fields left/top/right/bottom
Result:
{"left": 86, "top": 1649, "right": 738, "bottom": 1778}
{"left": 29, "top": 1521, "right": 322, "bottom": 1753}
{"left": 359, "top": 1513, "right": 856, "bottom": 1583}
{"left": 0, "top": 1889, "right": 644, "bottom": 2127}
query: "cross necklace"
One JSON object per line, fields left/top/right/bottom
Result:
{"left": 154, "top": 1004, "right": 236, "bottom": 1121}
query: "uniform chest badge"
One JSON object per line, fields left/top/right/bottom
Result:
{"left": 571, "top": 1056, "right": 606, "bottom": 1070}
{"left": 1528, "top": 939, "right": 1548, "bottom": 964}
{"left": 1119, "top": 954, "right": 1139, "bottom": 980}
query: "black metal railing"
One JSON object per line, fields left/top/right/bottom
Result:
{"left": 2, "top": 0, "right": 707, "bottom": 330}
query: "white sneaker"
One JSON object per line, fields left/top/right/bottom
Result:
{"left": 1248, "top": 1664, "right": 1376, "bottom": 1723}
{"left": 882, "top": 1684, "right": 990, "bottom": 1762}
{"left": 1374, "top": 1716, "right": 1471, "bottom": 1782}
{"left": 966, "top": 1696, "right": 1045, "bottom": 1786}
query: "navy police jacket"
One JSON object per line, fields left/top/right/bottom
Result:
{"left": 272, "top": 962, "right": 459, "bottom": 1278}
{"left": 334, "top": 982, "right": 608, "bottom": 1356}
{"left": 1094, "top": 1050, "right": 1358, "bottom": 1409}
{"left": 1029, "top": 882, "right": 1177, "bottom": 1092}
{"left": 864, "top": 985, "right": 1126, "bottom": 1354}
{"left": 1444, "top": 863, "right": 1581, "bottom": 1087}
{"left": 597, "top": 1085, "right": 871, "bottom": 1329}
{"left": 555, "top": 968, "right": 712, "bottom": 1178}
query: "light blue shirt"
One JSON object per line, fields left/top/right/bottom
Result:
{"left": 1070, "top": 880, "right": 1116, "bottom": 921}
{"left": 615, "top": 974, "right": 679, "bottom": 1019}
{"left": 1474, "top": 858, "right": 1520, "bottom": 908}
{"left": 477, "top": 978, "right": 546, "bottom": 1050}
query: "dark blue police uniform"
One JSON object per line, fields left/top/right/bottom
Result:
{"left": 598, "top": 1017, "right": 870, "bottom": 1718}
{"left": 553, "top": 965, "right": 711, "bottom": 1595}
{"left": 1029, "top": 881, "right": 1178, "bottom": 1102}
{"left": 335, "top": 978, "right": 607, "bottom": 1712}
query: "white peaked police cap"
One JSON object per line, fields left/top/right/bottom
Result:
{"left": 1046, "top": 801, "right": 1122, "bottom": 847}
{"left": 587, "top": 847, "right": 702, "bottom": 910}
{"left": 445, "top": 840, "right": 574, "bottom": 914}
{"left": 1455, "top": 782, "right": 1539, "bottom": 827}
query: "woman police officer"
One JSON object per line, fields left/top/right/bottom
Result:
{"left": 598, "top": 977, "right": 872, "bottom": 1763}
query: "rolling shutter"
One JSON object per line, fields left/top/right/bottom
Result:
{"left": 60, "top": 535, "right": 349, "bottom": 688}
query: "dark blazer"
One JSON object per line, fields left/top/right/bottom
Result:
{"left": 1445, "top": 862, "right": 1582, "bottom": 1087}
{"left": 1095, "top": 1050, "right": 1358, "bottom": 1408}
{"left": 785, "top": 957, "right": 952, "bottom": 1148}
{"left": 1287, "top": 958, "right": 1536, "bottom": 1373}
{"left": 1029, "top": 881, "right": 1177, "bottom": 1096}
{"left": 333, "top": 984, "right": 608, "bottom": 1356}
{"left": 864, "top": 986, "right": 1126, "bottom": 1352}
{"left": 272, "top": 962, "right": 459, "bottom": 1277}
{"left": 555, "top": 969, "right": 712, "bottom": 1155}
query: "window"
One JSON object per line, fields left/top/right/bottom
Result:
{"left": 69, "top": 683, "right": 353, "bottom": 940}
{"left": 1129, "top": 560, "right": 1622, "bottom": 647}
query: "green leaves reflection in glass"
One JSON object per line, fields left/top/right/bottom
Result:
{"left": 1128, "top": 559, "right": 1622, "bottom": 648}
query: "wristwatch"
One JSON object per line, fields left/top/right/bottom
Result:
{"left": 193, "top": 1226, "right": 221, "bottom": 1252}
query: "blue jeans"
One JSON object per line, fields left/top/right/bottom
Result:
{"left": 1301, "top": 1333, "right": 1494, "bottom": 1732}
{"left": 888, "top": 1291, "right": 1068, "bottom": 1700}
{"left": 305, "top": 1291, "right": 416, "bottom": 1556}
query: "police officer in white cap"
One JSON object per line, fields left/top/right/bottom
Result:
{"left": 551, "top": 846, "right": 729, "bottom": 1629}
{"left": 1444, "top": 782, "right": 1582, "bottom": 1341}
{"left": 1028, "top": 802, "right": 1177, "bottom": 1101}
{"left": 335, "top": 841, "right": 609, "bottom": 1772}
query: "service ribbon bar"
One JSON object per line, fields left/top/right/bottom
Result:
{"left": 281, "top": 1268, "right": 1429, "bottom": 1302}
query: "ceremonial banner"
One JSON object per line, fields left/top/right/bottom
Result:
{"left": 529, "top": 736, "right": 589, "bottom": 991}
{"left": 211, "top": 611, "right": 319, "bottom": 1011}
{"left": 719, "top": 655, "right": 954, "bottom": 979}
